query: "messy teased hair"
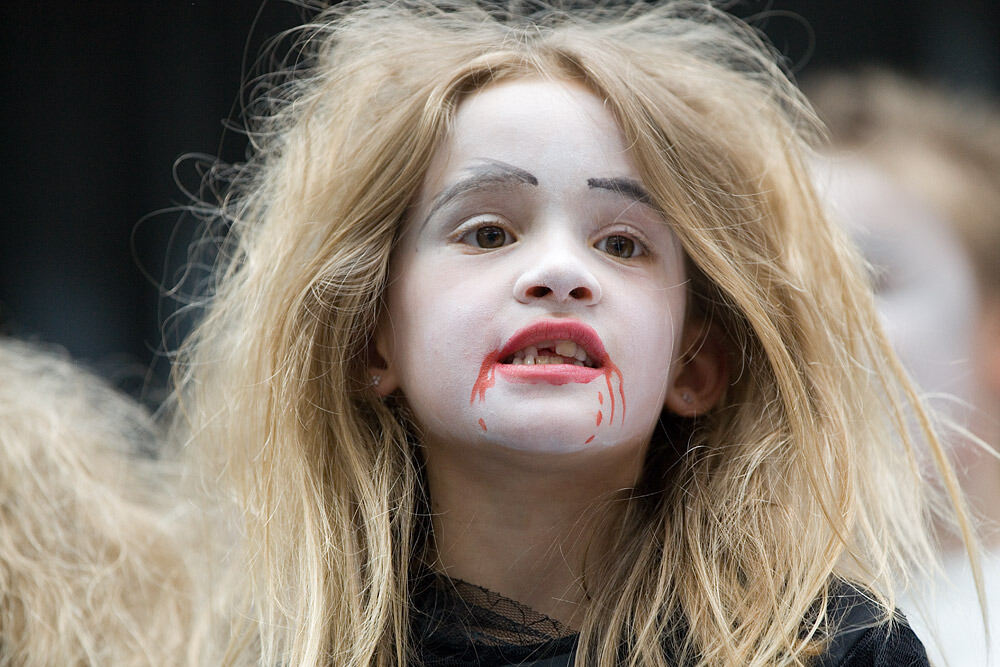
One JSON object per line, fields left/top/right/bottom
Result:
{"left": 171, "top": 2, "right": 975, "bottom": 665}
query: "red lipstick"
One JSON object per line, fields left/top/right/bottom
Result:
{"left": 469, "top": 319, "right": 626, "bottom": 426}
{"left": 471, "top": 319, "right": 608, "bottom": 401}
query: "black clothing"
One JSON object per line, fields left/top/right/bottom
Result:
{"left": 412, "top": 577, "right": 929, "bottom": 666}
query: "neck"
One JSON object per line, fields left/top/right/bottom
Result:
{"left": 422, "top": 440, "right": 645, "bottom": 628}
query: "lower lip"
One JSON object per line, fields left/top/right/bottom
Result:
{"left": 495, "top": 363, "right": 602, "bottom": 385}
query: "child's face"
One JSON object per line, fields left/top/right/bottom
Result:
{"left": 376, "top": 78, "right": 688, "bottom": 459}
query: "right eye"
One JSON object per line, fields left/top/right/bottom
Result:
{"left": 457, "top": 221, "right": 516, "bottom": 249}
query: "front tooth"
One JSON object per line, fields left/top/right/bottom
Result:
{"left": 573, "top": 347, "right": 587, "bottom": 361}
{"left": 523, "top": 345, "right": 538, "bottom": 358}
{"left": 512, "top": 357, "right": 524, "bottom": 365}
{"left": 555, "top": 341, "right": 577, "bottom": 358}
{"left": 524, "top": 354, "right": 535, "bottom": 365}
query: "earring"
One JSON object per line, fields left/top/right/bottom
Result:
{"left": 681, "top": 391, "right": 693, "bottom": 404}
{"left": 371, "top": 374, "right": 381, "bottom": 388}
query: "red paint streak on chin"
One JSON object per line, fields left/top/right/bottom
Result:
{"left": 478, "top": 418, "right": 487, "bottom": 432}
{"left": 598, "top": 392, "right": 603, "bottom": 405}
{"left": 470, "top": 349, "right": 502, "bottom": 403}
{"left": 585, "top": 435, "right": 595, "bottom": 444}
{"left": 602, "top": 361, "right": 626, "bottom": 425}
{"left": 595, "top": 411, "right": 602, "bottom": 426}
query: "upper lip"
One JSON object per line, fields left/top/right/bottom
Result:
{"left": 496, "top": 319, "right": 608, "bottom": 367}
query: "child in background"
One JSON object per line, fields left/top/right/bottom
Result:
{"left": 810, "top": 69, "right": 1000, "bottom": 666}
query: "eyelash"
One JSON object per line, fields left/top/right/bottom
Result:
{"left": 594, "top": 233, "right": 646, "bottom": 259}
{"left": 452, "top": 217, "right": 516, "bottom": 249}
{"left": 452, "top": 217, "right": 649, "bottom": 259}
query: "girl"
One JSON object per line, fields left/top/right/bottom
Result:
{"left": 1, "top": 1, "right": 981, "bottom": 665}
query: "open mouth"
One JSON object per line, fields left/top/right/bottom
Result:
{"left": 471, "top": 319, "right": 617, "bottom": 402}
{"left": 495, "top": 319, "right": 607, "bottom": 370}
{"left": 501, "top": 340, "right": 598, "bottom": 368}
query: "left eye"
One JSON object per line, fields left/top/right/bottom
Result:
{"left": 458, "top": 223, "right": 515, "bottom": 249}
{"left": 595, "top": 234, "right": 643, "bottom": 258}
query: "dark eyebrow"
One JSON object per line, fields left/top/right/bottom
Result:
{"left": 419, "top": 159, "right": 537, "bottom": 232}
{"left": 586, "top": 177, "right": 653, "bottom": 206}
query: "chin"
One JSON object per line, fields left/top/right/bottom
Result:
{"left": 473, "top": 421, "right": 630, "bottom": 456}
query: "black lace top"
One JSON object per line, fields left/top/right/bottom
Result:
{"left": 410, "top": 575, "right": 930, "bottom": 666}
{"left": 411, "top": 576, "right": 578, "bottom": 666}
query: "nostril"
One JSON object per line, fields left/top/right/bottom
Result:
{"left": 569, "top": 287, "right": 591, "bottom": 300}
{"left": 526, "top": 286, "right": 552, "bottom": 298}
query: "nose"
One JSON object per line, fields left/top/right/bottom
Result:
{"left": 513, "top": 249, "right": 602, "bottom": 305}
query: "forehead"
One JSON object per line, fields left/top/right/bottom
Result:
{"left": 421, "top": 78, "right": 639, "bottom": 191}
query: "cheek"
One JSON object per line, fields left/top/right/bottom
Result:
{"left": 387, "top": 269, "right": 497, "bottom": 394}
{"left": 619, "top": 314, "right": 678, "bottom": 416}
{"left": 635, "top": 291, "right": 686, "bottom": 391}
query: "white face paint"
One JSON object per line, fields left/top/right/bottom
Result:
{"left": 815, "top": 157, "right": 978, "bottom": 409}
{"left": 378, "top": 79, "right": 688, "bottom": 457}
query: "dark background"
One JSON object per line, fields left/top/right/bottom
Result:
{"left": 1, "top": 1, "right": 998, "bottom": 401}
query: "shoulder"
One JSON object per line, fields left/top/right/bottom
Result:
{"left": 816, "top": 586, "right": 929, "bottom": 667}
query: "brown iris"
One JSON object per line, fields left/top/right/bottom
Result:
{"left": 476, "top": 226, "right": 507, "bottom": 248}
{"left": 603, "top": 235, "right": 635, "bottom": 257}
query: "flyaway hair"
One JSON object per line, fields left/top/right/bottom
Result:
{"left": 8, "top": 2, "right": 973, "bottom": 666}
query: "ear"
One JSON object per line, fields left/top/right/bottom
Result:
{"left": 664, "top": 317, "right": 730, "bottom": 417}
{"left": 367, "top": 323, "right": 400, "bottom": 398}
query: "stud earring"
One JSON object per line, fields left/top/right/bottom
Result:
{"left": 371, "top": 374, "right": 381, "bottom": 388}
{"left": 681, "top": 391, "right": 693, "bottom": 404}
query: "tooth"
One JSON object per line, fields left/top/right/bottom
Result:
{"left": 573, "top": 360, "right": 583, "bottom": 366}
{"left": 555, "top": 341, "right": 577, "bottom": 357}
{"left": 525, "top": 355, "right": 535, "bottom": 365}
{"left": 524, "top": 345, "right": 537, "bottom": 358}
{"left": 574, "top": 347, "right": 587, "bottom": 361}
{"left": 539, "top": 341, "right": 554, "bottom": 351}
{"left": 512, "top": 358, "right": 524, "bottom": 365}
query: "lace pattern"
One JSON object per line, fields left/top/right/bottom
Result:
{"left": 411, "top": 574, "right": 578, "bottom": 666}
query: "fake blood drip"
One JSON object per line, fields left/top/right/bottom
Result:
{"left": 470, "top": 349, "right": 502, "bottom": 403}
{"left": 602, "top": 362, "right": 626, "bottom": 425}
{"left": 470, "top": 350, "right": 626, "bottom": 446}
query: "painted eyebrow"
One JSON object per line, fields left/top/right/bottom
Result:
{"left": 586, "top": 177, "right": 653, "bottom": 206}
{"left": 419, "top": 159, "right": 538, "bottom": 232}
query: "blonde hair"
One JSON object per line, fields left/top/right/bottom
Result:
{"left": 0, "top": 340, "right": 200, "bottom": 665}
{"left": 168, "top": 2, "right": 974, "bottom": 665}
